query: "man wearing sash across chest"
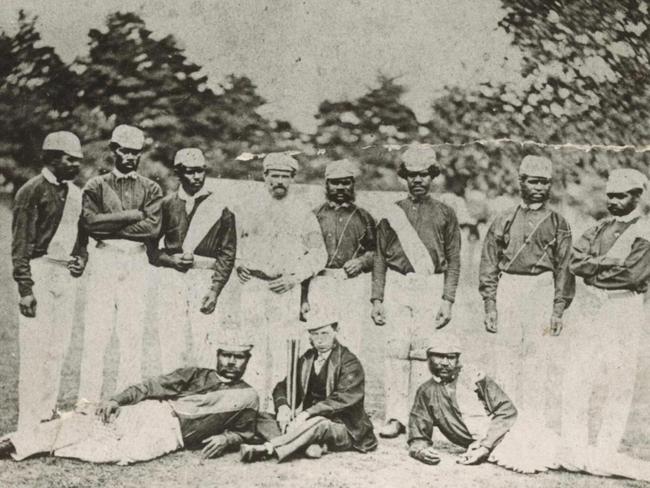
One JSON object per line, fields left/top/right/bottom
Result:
{"left": 235, "top": 153, "right": 327, "bottom": 411}
{"left": 371, "top": 144, "right": 461, "bottom": 439}
{"left": 11, "top": 131, "right": 86, "bottom": 431}
{"left": 301, "top": 159, "right": 377, "bottom": 357}
{"left": 478, "top": 155, "right": 575, "bottom": 426}
{"left": 147, "top": 148, "right": 236, "bottom": 370}
{"left": 562, "top": 168, "right": 650, "bottom": 453}
{"left": 76, "top": 125, "right": 163, "bottom": 404}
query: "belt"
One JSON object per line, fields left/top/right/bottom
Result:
{"left": 586, "top": 284, "right": 639, "bottom": 299}
{"left": 247, "top": 268, "right": 281, "bottom": 281}
{"left": 95, "top": 240, "right": 145, "bottom": 254}
{"left": 317, "top": 268, "right": 348, "bottom": 279}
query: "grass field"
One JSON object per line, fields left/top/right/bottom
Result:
{"left": 0, "top": 197, "right": 649, "bottom": 487}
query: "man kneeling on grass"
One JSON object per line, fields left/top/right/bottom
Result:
{"left": 0, "top": 333, "right": 259, "bottom": 464}
{"left": 407, "top": 336, "right": 650, "bottom": 482}
{"left": 239, "top": 307, "right": 378, "bottom": 462}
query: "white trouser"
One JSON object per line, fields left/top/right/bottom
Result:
{"left": 17, "top": 258, "right": 77, "bottom": 431}
{"left": 383, "top": 271, "right": 444, "bottom": 426}
{"left": 493, "top": 272, "right": 557, "bottom": 422}
{"left": 78, "top": 243, "right": 148, "bottom": 402}
{"left": 307, "top": 270, "right": 370, "bottom": 357}
{"left": 10, "top": 400, "right": 183, "bottom": 464}
{"left": 561, "top": 286, "right": 645, "bottom": 451}
{"left": 238, "top": 277, "right": 301, "bottom": 412}
{"left": 155, "top": 267, "right": 226, "bottom": 372}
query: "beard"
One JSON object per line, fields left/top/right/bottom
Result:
{"left": 428, "top": 363, "right": 462, "bottom": 383}
{"left": 326, "top": 186, "right": 355, "bottom": 204}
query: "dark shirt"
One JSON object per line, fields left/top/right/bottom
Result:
{"left": 148, "top": 192, "right": 237, "bottom": 295}
{"left": 570, "top": 216, "right": 650, "bottom": 293}
{"left": 80, "top": 171, "right": 163, "bottom": 242}
{"left": 302, "top": 360, "right": 329, "bottom": 410}
{"left": 314, "top": 202, "right": 376, "bottom": 271}
{"left": 479, "top": 203, "right": 575, "bottom": 315}
{"left": 11, "top": 174, "right": 80, "bottom": 297}
{"left": 372, "top": 196, "right": 462, "bottom": 303}
{"left": 408, "top": 373, "right": 517, "bottom": 454}
{"left": 111, "top": 367, "right": 258, "bottom": 448}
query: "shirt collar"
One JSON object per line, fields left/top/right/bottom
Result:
{"left": 408, "top": 194, "right": 431, "bottom": 203}
{"left": 216, "top": 373, "right": 234, "bottom": 384}
{"left": 520, "top": 201, "right": 544, "bottom": 211}
{"left": 613, "top": 207, "right": 642, "bottom": 223}
{"left": 41, "top": 167, "right": 61, "bottom": 186}
{"left": 327, "top": 200, "right": 353, "bottom": 210}
{"left": 178, "top": 186, "right": 210, "bottom": 202}
{"left": 315, "top": 349, "right": 333, "bottom": 361}
{"left": 112, "top": 168, "right": 137, "bottom": 180}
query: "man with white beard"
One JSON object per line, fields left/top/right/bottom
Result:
{"left": 236, "top": 152, "right": 327, "bottom": 410}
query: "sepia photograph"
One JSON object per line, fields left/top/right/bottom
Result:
{"left": 0, "top": 1, "right": 649, "bottom": 487}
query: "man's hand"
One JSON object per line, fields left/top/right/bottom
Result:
{"left": 484, "top": 310, "right": 498, "bottom": 333}
{"left": 549, "top": 315, "right": 563, "bottom": 336}
{"left": 342, "top": 258, "right": 363, "bottom": 278}
{"left": 371, "top": 300, "right": 386, "bottom": 326}
{"left": 236, "top": 266, "right": 252, "bottom": 283}
{"left": 67, "top": 256, "right": 86, "bottom": 278}
{"left": 268, "top": 274, "right": 297, "bottom": 294}
{"left": 200, "top": 289, "right": 218, "bottom": 314}
{"left": 300, "top": 300, "right": 310, "bottom": 320}
{"left": 410, "top": 446, "right": 441, "bottom": 465}
{"left": 201, "top": 434, "right": 231, "bottom": 459}
{"left": 19, "top": 295, "right": 37, "bottom": 318}
{"left": 170, "top": 254, "right": 193, "bottom": 273}
{"left": 276, "top": 405, "right": 292, "bottom": 433}
{"left": 434, "top": 299, "right": 453, "bottom": 329}
{"left": 96, "top": 400, "right": 120, "bottom": 423}
{"left": 457, "top": 444, "right": 490, "bottom": 465}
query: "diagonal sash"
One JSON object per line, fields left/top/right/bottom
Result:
{"left": 46, "top": 182, "right": 82, "bottom": 261}
{"left": 383, "top": 202, "right": 435, "bottom": 275}
{"left": 182, "top": 192, "right": 226, "bottom": 254}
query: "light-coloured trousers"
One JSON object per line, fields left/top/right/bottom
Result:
{"left": 155, "top": 267, "right": 229, "bottom": 371}
{"left": 493, "top": 272, "right": 557, "bottom": 423}
{"left": 270, "top": 416, "right": 352, "bottom": 461}
{"left": 384, "top": 271, "right": 444, "bottom": 426}
{"left": 17, "top": 258, "right": 77, "bottom": 431}
{"left": 10, "top": 400, "right": 183, "bottom": 464}
{"left": 78, "top": 244, "right": 148, "bottom": 402}
{"left": 239, "top": 278, "right": 302, "bottom": 411}
{"left": 307, "top": 271, "right": 370, "bottom": 357}
{"left": 561, "top": 287, "right": 645, "bottom": 451}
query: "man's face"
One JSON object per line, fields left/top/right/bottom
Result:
{"left": 216, "top": 350, "right": 250, "bottom": 381}
{"left": 405, "top": 170, "right": 432, "bottom": 199}
{"left": 52, "top": 153, "right": 81, "bottom": 181}
{"left": 177, "top": 164, "right": 206, "bottom": 195}
{"left": 607, "top": 191, "right": 639, "bottom": 216}
{"left": 427, "top": 352, "right": 460, "bottom": 381}
{"left": 264, "top": 170, "right": 294, "bottom": 199}
{"left": 113, "top": 145, "right": 142, "bottom": 174}
{"left": 309, "top": 324, "right": 337, "bottom": 353}
{"left": 520, "top": 175, "right": 551, "bottom": 204}
{"left": 326, "top": 177, "right": 355, "bottom": 204}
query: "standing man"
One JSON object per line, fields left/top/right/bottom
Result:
{"left": 239, "top": 307, "right": 377, "bottom": 462}
{"left": 11, "top": 131, "right": 86, "bottom": 430}
{"left": 302, "top": 159, "right": 376, "bottom": 356}
{"left": 236, "top": 152, "right": 327, "bottom": 410}
{"left": 77, "top": 124, "right": 163, "bottom": 404}
{"left": 479, "top": 155, "right": 574, "bottom": 422}
{"left": 563, "top": 168, "right": 649, "bottom": 453}
{"left": 148, "top": 148, "right": 237, "bottom": 370}
{"left": 371, "top": 144, "right": 461, "bottom": 439}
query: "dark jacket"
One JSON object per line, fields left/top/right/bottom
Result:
{"left": 273, "top": 341, "right": 378, "bottom": 453}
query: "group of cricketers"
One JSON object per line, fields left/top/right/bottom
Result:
{"left": 2, "top": 125, "right": 650, "bottom": 482}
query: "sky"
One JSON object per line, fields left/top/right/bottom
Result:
{"left": 1, "top": 0, "right": 523, "bottom": 133}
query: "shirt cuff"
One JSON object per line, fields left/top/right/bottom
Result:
{"left": 483, "top": 299, "right": 497, "bottom": 314}
{"left": 552, "top": 301, "right": 566, "bottom": 317}
{"left": 442, "top": 293, "right": 455, "bottom": 304}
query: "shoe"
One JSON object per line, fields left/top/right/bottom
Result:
{"left": 240, "top": 444, "right": 271, "bottom": 463}
{"left": 379, "top": 420, "right": 405, "bottom": 438}
{"left": 0, "top": 438, "right": 15, "bottom": 458}
{"left": 304, "top": 444, "right": 323, "bottom": 459}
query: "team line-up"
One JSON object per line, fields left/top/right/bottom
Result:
{"left": 2, "top": 125, "right": 650, "bottom": 481}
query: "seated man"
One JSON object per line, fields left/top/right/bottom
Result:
{"left": 408, "top": 336, "right": 650, "bottom": 482}
{"left": 0, "top": 333, "right": 258, "bottom": 464}
{"left": 240, "top": 307, "right": 378, "bottom": 462}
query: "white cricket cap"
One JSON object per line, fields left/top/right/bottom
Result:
{"left": 42, "top": 131, "right": 83, "bottom": 158}
{"left": 262, "top": 152, "right": 299, "bottom": 173}
{"left": 111, "top": 124, "right": 144, "bottom": 150}
{"left": 519, "top": 155, "right": 552, "bottom": 179}
{"left": 303, "top": 304, "right": 339, "bottom": 332}
{"left": 325, "top": 159, "right": 357, "bottom": 179}
{"left": 401, "top": 144, "right": 439, "bottom": 172}
{"left": 426, "top": 335, "right": 462, "bottom": 355}
{"left": 216, "top": 327, "right": 254, "bottom": 354}
{"left": 174, "top": 148, "right": 206, "bottom": 167}
{"left": 606, "top": 168, "right": 648, "bottom": 194}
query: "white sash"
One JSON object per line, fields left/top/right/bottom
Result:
{"left": 383, "top": 202, "right": 435, "bottom": 275}
{"left": 182, "top": 192, "right": 226, "bottom": 253}
{"left": 605, "top": 217, "right": 650, "bottom": 261}
{"left": 46, "top": 183, "right": 82, "bottom": 261}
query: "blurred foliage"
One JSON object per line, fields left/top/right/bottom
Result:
{"left": 0, "top": 5, "right": 648, "bottom": 219}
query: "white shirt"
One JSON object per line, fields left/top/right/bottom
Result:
{"left": 41, "top": 167, "right": 60, "bottom": 185}
{"left": 313, "top": 349, "right": 332, "bottom": 374}
{"left": 178, "top": 186, "right": 210, "bottom": 215}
